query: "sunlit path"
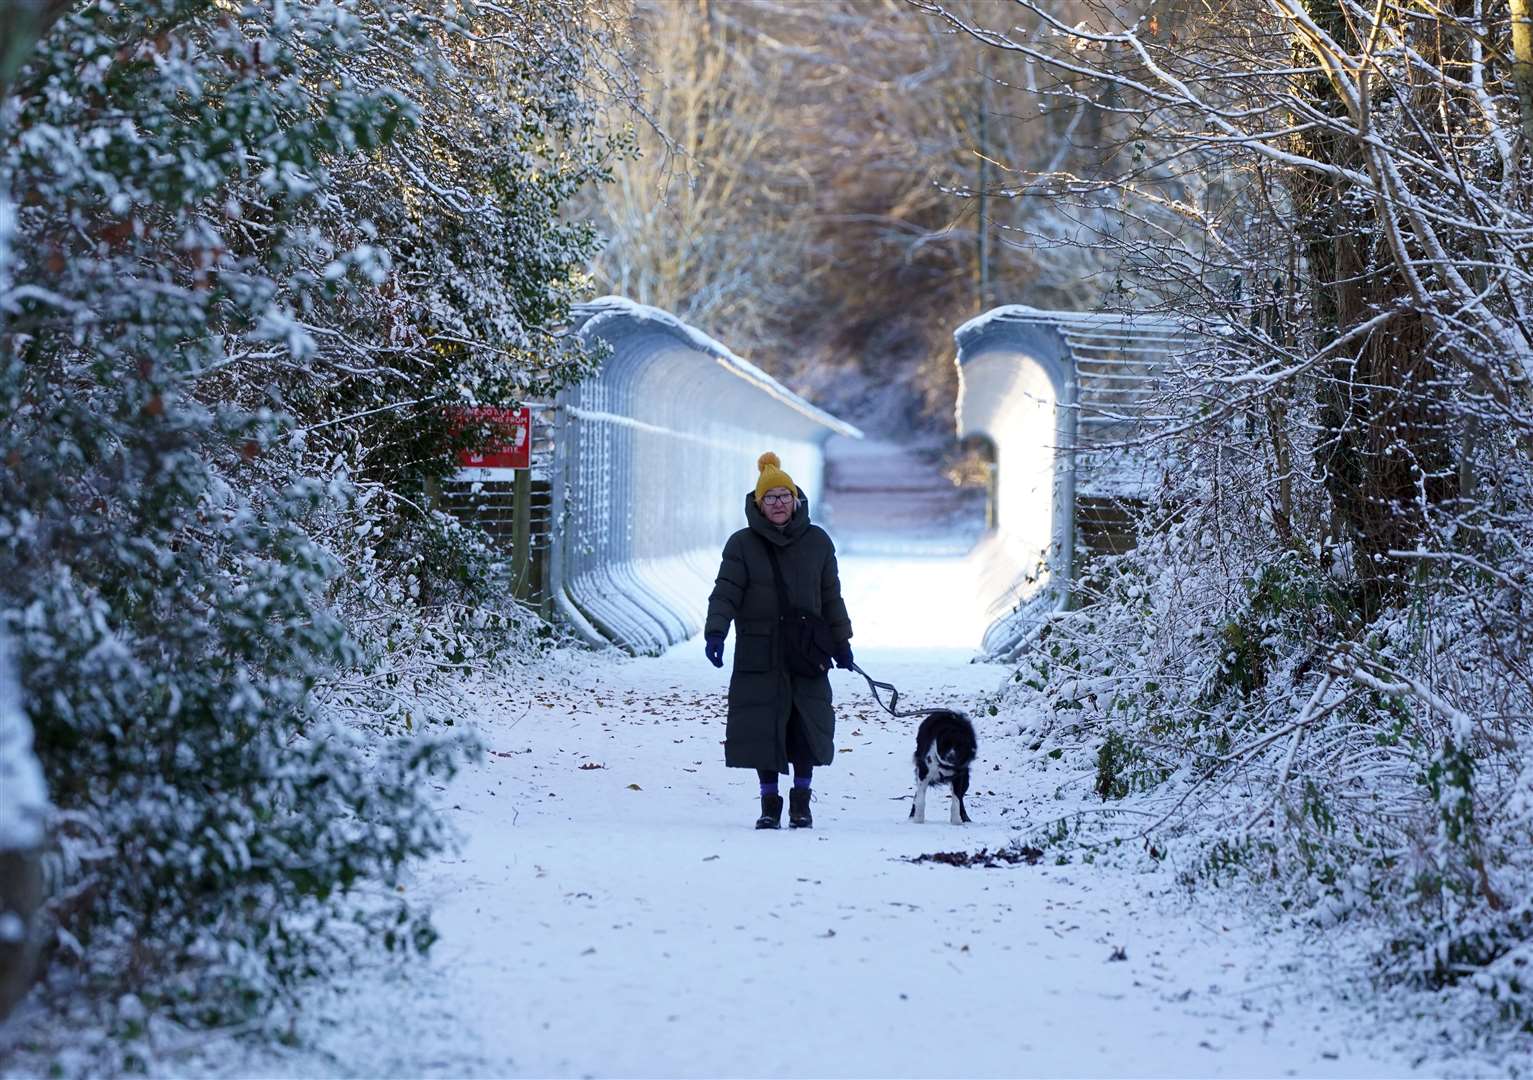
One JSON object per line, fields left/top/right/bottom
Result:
{"left": 821, "top": 431, "right": 993, "bottom": 653}
{"left": 837, "top": 552, "right": 989, "bottom": 652}
{"left": 222, "top": 547, "right": 1418, "bottom": 1080}
{"left": 820, "top": 434, "right": 987, "bottom": 559}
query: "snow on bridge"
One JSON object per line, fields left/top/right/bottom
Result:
{"left": 458, "top": 297, "right": 1201, "bottom": 661}
{"left": 541, "top": 297, "right": 858, "bottom": 655}
{"left": 955, "top": 305, "right": 1197, "bottom": 660}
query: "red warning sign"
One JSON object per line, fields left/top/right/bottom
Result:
{"left": 452, "top": 406, "right": 531, "bottom": 469}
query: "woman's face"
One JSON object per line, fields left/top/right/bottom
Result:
{"left": 759, "top": 485, "right": 794, "bottom": 526}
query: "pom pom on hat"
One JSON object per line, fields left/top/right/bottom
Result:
{"left": 754, "top": 450, "right": 798, "bottom": 505}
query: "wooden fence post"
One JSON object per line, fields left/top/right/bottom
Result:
{"left": 511, "top": 465, "right": 532, "bottom": 600}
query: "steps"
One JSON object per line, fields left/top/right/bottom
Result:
{"left": 819, "top": 436, "right": 986, "bottom": 556}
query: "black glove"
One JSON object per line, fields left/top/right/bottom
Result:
{"left": 704, "top": 634, "right": 725, "bottom": 668}
{"left": 833, "top": 641, "right": 854, "bottom": 671}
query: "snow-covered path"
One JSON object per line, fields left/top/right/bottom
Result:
{"left": 225, "top": 549, "right": 1432, "bottom": 1080}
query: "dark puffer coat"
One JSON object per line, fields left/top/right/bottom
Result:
{"left": 705, "top": 492, "right": 853, "bottom": 773}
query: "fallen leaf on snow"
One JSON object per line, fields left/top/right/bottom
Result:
{"left": 904, "top": 846, "right": 1044, "bottom": 868}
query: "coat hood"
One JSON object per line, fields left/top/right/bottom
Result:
{"left": 744, "top": 489, "right": 811, "bottom": 546}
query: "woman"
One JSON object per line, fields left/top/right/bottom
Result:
{"left": 704, "top": 452, "right": 854, "bottom": 830}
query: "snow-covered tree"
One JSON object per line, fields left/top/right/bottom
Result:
{"left": 919, "top": 0, "right": 1533, "bottom": 1029}
{"left": 585, "top": 0, "right": 1119, "bottom": 434}
{"left": 0, "top": 0, "right": 618, "bottom": 1041}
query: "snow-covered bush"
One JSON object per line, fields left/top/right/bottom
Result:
{"left": 927, "top": 0, "right": 1533, "bottom": 1034}
{"left": 1002, "top": 400, "right": 1533, "bottom": 1028}
{"left": 0, "top": 0, "right": 618, "bottom": 1039}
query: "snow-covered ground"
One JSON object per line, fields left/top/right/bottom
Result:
{"left": 203, "top": 548, "right": 1459, "bottom": 1079}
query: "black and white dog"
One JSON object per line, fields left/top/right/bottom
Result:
{"left": 909, "top": 710, "right": 978, "bottom": 824}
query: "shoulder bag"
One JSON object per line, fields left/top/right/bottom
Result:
{"left": 758, "top": 535, "right": 836, "bottom": 677}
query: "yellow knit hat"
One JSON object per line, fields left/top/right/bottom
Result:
{"left": 754, "top": 451, "right": 797, "bottom": 505}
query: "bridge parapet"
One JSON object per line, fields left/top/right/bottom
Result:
{"left": 955, "top": 305, "right": 1194, "bottom": 659}
{"left": 549, "top": 297, "right": 860, "bottom": 655}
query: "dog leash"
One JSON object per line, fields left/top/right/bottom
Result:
{"left": 850, "top": 663, "right": 928, "bottom": 719}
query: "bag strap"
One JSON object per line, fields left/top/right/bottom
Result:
{"left": 757, "top": 533, "right": 793, "bottom": 623}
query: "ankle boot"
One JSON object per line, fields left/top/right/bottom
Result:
{"left": 789, "top": 787, "right": 813, "bottom": 829}
{"left": 755, "top": 793, "right": 783, "bottom": 830}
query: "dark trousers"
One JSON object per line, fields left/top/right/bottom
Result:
{"left": 757, "top": 764, "right": 812, "bottom": 785}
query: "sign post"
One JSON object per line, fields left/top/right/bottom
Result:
{"left": 510, "top": 466, "right": 532, "bottom": 599}
{"left": 451, "top": 405, "right": 535, "bottom": 599}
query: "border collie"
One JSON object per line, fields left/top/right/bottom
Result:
{"left": 909, "top": 710, "right": 977, "bottom": 824}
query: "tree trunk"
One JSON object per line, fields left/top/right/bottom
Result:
{"left": 1288, "top": 0, "right": 1458, "bottom": 612}
{"left": 3, "top": 1, "right": 72, "bottom": 337}
{"left": 1513, "top": 0, "right": 1533, "bottom": 149}
{"left": 0, "top": 0, "right": 71, "bottom": 94}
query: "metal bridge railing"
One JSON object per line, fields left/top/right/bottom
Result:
{"left": 549, "top": 297, "right": 860, "bottom": 655}
{"left": 954, "top": 305, "right": 1194, "bottom": 660}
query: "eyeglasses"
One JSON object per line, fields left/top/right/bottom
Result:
{"left": 760, "top": 493, "right": 794, "bottom": 506}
